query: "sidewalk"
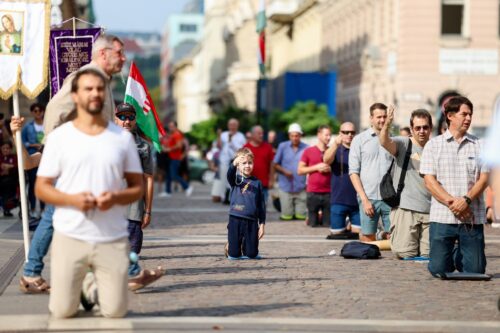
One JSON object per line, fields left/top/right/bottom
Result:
{"left": 0, "top": 183, "right": 499, "bottom": 332}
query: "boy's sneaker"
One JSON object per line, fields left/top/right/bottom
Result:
{"left": 185, "top": 186, "right": 193, "bottom": 197}
{"left": 158, "top": 192, "right": 171, "bottom": 198}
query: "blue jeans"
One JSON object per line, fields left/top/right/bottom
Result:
{"left": 166, "top": 159, "right": 189, "bottom": 193}
{"left": 330, "top": 204, "right": 360, "bottom": 232}
{"left": 128, "top": 220, "right": 143, "bottom": 277}
{"left": 23, "top": 205, "right": 55, "bottom": 277}
{"left": 428, "top": 222, "right": 486, "bottom": 278}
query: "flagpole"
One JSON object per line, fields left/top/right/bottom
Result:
{"left": 13, "top": 91, "right": 30, "bottom": 261}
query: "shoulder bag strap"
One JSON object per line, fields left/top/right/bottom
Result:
{"left": 396, "top": 139, "right": 412, "bottom": 194}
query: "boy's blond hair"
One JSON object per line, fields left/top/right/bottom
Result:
{"left": 234, "top": 147, "right": 254, "bottom": 161}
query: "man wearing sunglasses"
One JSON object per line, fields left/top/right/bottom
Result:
{"left": 379, "top": 107, "right": 433, "bottom": 258}
{"left": 323, "top": 122, "right": 360, "bottom": 239}
{"left": 114, "top": 103, "right": 163, "bottom": 291}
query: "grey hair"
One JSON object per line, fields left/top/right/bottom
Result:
{"left": 91, "top": 34, "right": 123, "bottom": 59}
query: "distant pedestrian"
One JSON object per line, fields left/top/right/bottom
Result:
{"left": 273, "top": 123, "right": 308, "bottom": 220}
{"left": 218, "top": 119, "right": 246, "bottom": 203}
{"left": 159, "top": 121, "right": 193, "bottom": 197}
{"left": 323, "top": 122, "right": 360, "bottom": 239}
{"left": 349, "top": 103, "right": 393, "bottom": 242}
{"left": 35, "top": 69, "right": 143, "bottom": 318}
{"left": 399, "top": 126, "right": 411, "bottom": 137}
{"left": 421, "top": 96, "right": 488, "bottom": 277}
{"left": 298, "top": 125, "right": 332, "bottom": 227}
{"left": 0, "top": 141, "right": 17, "bottom": 217}
{"left": 21, "top": 102, "right": 46, "bottom": 217}
{"left": 380, "top": 107, "right": 433, "bottom": 258}
{"left": 226, "top": 148, "right": 265, "bottom": 259}
{"left": 244, "top": 125, "right": 275, "bottom": 202}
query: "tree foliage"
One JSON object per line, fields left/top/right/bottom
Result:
{"left": 186, "top": 106, "right": 256, "bottom": 150}
{"left": 268, "top": 101, "right": 340, "bottom": 136}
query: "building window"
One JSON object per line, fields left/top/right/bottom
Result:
{"left": 441, "top": 0, "right": 464, "bottom": 35}
{"left": 180, "top": 24, "right": 197, "bottom": 33}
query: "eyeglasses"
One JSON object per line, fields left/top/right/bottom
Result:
{"left": 340, "top": 131, "right": 355, "bottom": 135}
{"left": 117, "top": 114, "right": 136, "bottom": 121}
{"left": 413, "top": 125, "right": 430, "bottom": 131}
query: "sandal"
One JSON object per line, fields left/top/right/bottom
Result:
{"left": 19, "top": 276, "right": 50, "bottom": 294}
{"left": 128, "top": 267, "right": 164, "bottom": 291}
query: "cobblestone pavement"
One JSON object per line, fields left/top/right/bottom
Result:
{"left": 0, "top": 182, "right": 499, "bottom": 331}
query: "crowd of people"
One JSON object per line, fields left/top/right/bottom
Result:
{"left": 211, "top": 98, "right": 498, "bottom": 280}
{"left": 0, "top": 33, "right": 498, "bottom": 319}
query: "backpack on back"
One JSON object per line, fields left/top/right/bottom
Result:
{"left": 340, "top": 241, "right": 381, "bottom": 259}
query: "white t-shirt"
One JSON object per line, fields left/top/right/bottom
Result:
{"left": 37, "top": 122, "right": 143, "bottom": 243}
{"left": 220, "top": 131, "right": 246, "bottom": 165}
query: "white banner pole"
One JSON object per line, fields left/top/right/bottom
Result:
{"left": 13, "top": 90, "right": 30, "bottom": 261}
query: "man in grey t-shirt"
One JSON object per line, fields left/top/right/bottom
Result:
{"left": 379, "top": 107, "right": 433, "bottom": 258}
{"left": 114, "top": 103, "right": 163, "bottom": 290}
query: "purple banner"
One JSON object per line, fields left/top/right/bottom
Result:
{"left": 49, "top": 28, "right": 101, "bottom": 96}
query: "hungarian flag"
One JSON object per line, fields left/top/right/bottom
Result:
{"left": 256, "top": 0, "right": 266, "bottom": 76}
{"left": 124, "top": 62, "right": 166, "bottom": 152}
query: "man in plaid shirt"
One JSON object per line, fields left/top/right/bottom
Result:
{"left": 420, "top": 96, "right": 489, "bottom": 277}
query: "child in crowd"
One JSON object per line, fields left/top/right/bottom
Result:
{"left": 226, "top": 148, "right": 266, "bottom": 259}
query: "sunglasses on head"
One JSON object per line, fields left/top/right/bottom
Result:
{"left": 117, "top": 114, "right": 136, "bottom": 121}
{"left": 413, "top": 125, "right": 430, "bottom": 131}
{"left": 340, "top": 130, "right": 355, "bottom": 135}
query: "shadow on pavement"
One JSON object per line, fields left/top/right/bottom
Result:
{"left": 137, "top": 277, "right": 326, "bottom": 294}
{"left": 142, "top": 243, "right": 217, "bottom": 249}
{"left": 164, "top": 265, "right": 286, "bottom": 276}
{"left": 128, "top": 302, "right": 308, "bottom": 317}
{"left": 141, "top": 253, "right": 222, "bottom": 260}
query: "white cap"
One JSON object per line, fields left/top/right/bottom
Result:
{"left": 288, "top": 123, "right": 303, "bottom": 134}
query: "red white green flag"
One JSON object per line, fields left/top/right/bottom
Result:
{"left": 124, "top": 62, "right": 166, "bottom": 152}
{"left": 256, "top": 0, "right": 266, "bottom": 76}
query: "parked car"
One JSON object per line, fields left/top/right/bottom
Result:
{"left": 188, "top": 156, "right": 215, "bottom": 184}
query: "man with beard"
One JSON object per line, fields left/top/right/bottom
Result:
{"left": 20, "top": 34, "right": 126, "bottom": 294}
{"left": 35, "top": 69, "right": 143, "bottom": 318}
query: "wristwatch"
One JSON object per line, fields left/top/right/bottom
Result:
{"left": 463, "top": 195, "right": 472, "bottom": 206}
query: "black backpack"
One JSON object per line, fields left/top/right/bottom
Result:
{"left": 340, "top": 241, "right": 381, "bottom": 259}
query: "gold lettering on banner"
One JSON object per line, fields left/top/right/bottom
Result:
{"left": 59, "top": 39, "right": 91, "bottom": 73}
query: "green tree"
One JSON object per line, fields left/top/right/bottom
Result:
{"left": 268, "top": 101, "right": 340, "bottom": 135}
{"left": 186, "top": 106, "right": 257, "bottom": 150}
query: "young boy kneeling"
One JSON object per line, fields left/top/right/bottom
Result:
{"left": 226, "top": 148, "right": 265, "bottom": 259}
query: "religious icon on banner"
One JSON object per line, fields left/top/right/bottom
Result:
{"left": 0, "top": 10, "right": 23, "bottom": 55}
{"left": 0, "top": 0, "right": 50, "bottom": 100}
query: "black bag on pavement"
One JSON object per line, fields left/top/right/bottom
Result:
{"left": 340, "top": 241, "right": 381, "bottom": 259}
{"left": 380, "top": 139, "right": 412, "bottom": 208}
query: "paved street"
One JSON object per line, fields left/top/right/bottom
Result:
{"left": 0, "top": 182, "right": 499, "bottom": 332}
